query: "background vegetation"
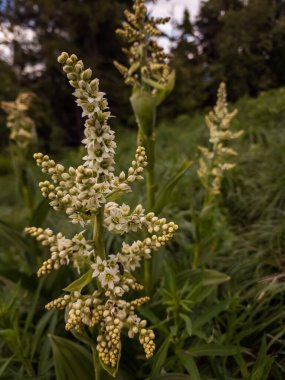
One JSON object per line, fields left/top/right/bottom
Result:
{"left": 1, "top": 0, "right": 285, "bottom": 379}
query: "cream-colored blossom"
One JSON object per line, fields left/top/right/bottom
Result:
{"left": 114, "top": 0, "right": 173, "bottom": 92}
{"left": 197, "top": 82, "right": 243, "bottom": 198}
{"left": 1, "top": 92, "right": 36, "bottom": 149}
{"left": 26, "top": 52, "right": 178, "bottom": 371}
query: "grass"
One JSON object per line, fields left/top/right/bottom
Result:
{"left": 1, "top": 86, "right": 285, "bottom": 378}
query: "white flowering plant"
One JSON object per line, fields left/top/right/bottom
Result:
{"left": 115, "top": 0, "right": 191, "bottom": 294}
{"left": 1, "top": 92, "right": 38, "bottom": 215}
{"left": 191, "top": 82, "right": 243, "bottom": 268}
{"left": 25, "top": 52, "right": 178, "bottom": 378}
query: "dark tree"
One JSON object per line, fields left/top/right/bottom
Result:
{"left": 0, "top": 0, "right": 133, "bottom": 148}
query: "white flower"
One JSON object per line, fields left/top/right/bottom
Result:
{"left": 125, "top": 252, "right": 141, "bottom": 271}
{"left": 92, "top": 256, "right": 107, "bottom": 279}
{"left": 100, "top": 267, "right": 120, "bottom": 289}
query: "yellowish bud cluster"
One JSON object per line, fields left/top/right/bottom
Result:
{"left": 46, "top": 291, "right": 103, "bottom": 332}
{"left": 109, "top": 146, "right": 147, "bottom": 197}
{"left": 126, "top": 306, "right": 155, "bottom": 358}
{"left": 97, "top": 316, "right": 122, "bottom": 368}
{"left": 1, "top": 92, "right": 36, "bottom": 149}
{"left": 130, "top": 296, "right": 149, "bottom": 307}
{"left": 139, "top": 328, "right": 155, "bottom": 358}
{"left": 116, "top": 216, "right": 178, "bottom": 272}
{"left": 197, "top": 82, "right": 243, "bottom": 198}
{"left": 25, "top": 227, "right": 92, "bottom": 276}
{"left": 115, "top": 0, "right": 171, "bottom": 89}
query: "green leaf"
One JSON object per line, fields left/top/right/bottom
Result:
{"left": 128, "top": 61, "right": 140, "bottom": 76}
{"left": 30, "top": 198, "right": 50, "bottom": 227}
{"left": 142, "top": 77, "right": 166, "bottom": 90}
{"left": 151, "top": 335, "right": 172, "bottom": 377}
{"left": 154, "top": 160, "right": 192, "bottom": 214}
{"left": 185, "top": 344, "right": 245, "bottom": 357}
{"left": 106, "top": 190, "right": 126, "bottom": 202}
{"left": 234, "top": 351, "right": 250, "bottom": 379}
{"left": 130, "top": 88, "right": 156, "bottom": 137}
{"left": 192, "top": 300, "right": 230, "bottom": 333}
{"left": 63, "top": 269, "right": 93, "bottom": 292}
{"left": 154, "top": 70, "right": 176, "bottom": 106}
{"left": 177, "top": 351, "right": 201, "bottom": 380}
{"left": 179, "top": 314, "right": 192, "bottom": 337}
{"left": 178, "top": 269, "right": 230, "bottom": 287}
{"left": 34, "top": 310, "right": 58, "bottom": 376}
{"left": 0, "top": 355, "right": 15, "bottom": 377}
{"left": 49, "top": 334, "right": 94, "bottom": 380}
{"left": 250, "top": 337, "right": 273, "bottom": 380}
{"left": 23, "top": 280, "right": 43, "bottom": 340}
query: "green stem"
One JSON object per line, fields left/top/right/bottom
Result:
{"left": 91, "top": 207, "right": 105, "bottom": 378}
{"left": 145, "top": 133, "right": 155, "bottom": 210}
{"left": 93, "top": 207, "right": 105, "bottom": 260}
{"left": 143, "top": 133, "right": 156, "bottom": 294}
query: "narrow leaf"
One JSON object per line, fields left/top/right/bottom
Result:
{"left": 30, "top": 198, "right": 50, "bottom": 227}
{"left": 177, "top": 351, "right": 201, "bottom": 380}
{"left": 154, "top": 160, "right": 192, "bottom": 214}
{"left": 179, "top": 314, "right": 192, "bottom": 337}
{"left": 63, "top": 269, "right": 93, "bottom": 292}
{"left": 155, "top": 70, "right": 176, "bottom": 106}
{"left": 49, "top": 334, "right": 94, "bottom": 380}
{"left": 151, "top": 335, "right": 172, "bottom": 377}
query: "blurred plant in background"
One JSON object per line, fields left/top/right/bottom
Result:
{"left": 115, "top": 0, "right": 190, "bottom": 295}
{"left": 115, "top": 0, "right": 176, "bottom": 210}
{"left": 1, "top": 91, "right": 38, "bottom": 216}
{"left": 192, "top": 82, "right": 243, "bottom": 268}
{"left": 1, "top": 92, "right": 36, "bottom": 149}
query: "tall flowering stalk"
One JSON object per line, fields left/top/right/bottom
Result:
{"left": 115, "top": 0, "right": 175, "bottom": 293}
{"left": 1, "top": 92, "right": 37, "bottom": 214}
{"left": 1, "top": 92, "right": 36, "bottom": 149}
{"left": 193, "top": 83, "right": 243, "bottom": 268}
{"left": 25, "top": 52, "right": 177, "bottom": 378}
{"left": 114, "top": 0, "right": 175, "bottom": 210}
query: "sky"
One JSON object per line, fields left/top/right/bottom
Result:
{"left": 0, "top": 0, "right": 202, "bottom": 62}
{"left": 149, "top": 0, "right": 201, "bottom": 22}
{"left": 148, "top": 0, "right": 201, "bottom": 49}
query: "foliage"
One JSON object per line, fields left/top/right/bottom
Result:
{"left": 168, "top": 0, "right": 285, "bottom": 116}
{"left": 1, "top": 1, "right": 285, "bottom": 379}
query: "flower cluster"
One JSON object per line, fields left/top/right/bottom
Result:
{"left": 1, "top": 92, "right": 36, "bottom": 149}
{"left": 32, "top": 52, "right": 148, "bottom": 225}
{"left": 114, "top": 0, "right": 173, "bottom": 91}
{"left": 197, "top": 82, "right": 243, "bottom": 198}
{"left": 25, "top": 227, "right": 92, "bottom": 276}
{"left": 26, "top": 52, "right": 178, "bottom": 372}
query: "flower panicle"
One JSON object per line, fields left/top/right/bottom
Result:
{"left": 1, "top": 92, "right": 36, "bottom": 149}
{"left": 197, "top": 82, "right": 243, "bottom": 197}
{"left": 26, "top": 51, "right": 178, "bottom": 370}
{"left": 114, "top": 0, "right": 172, "bottom": 89}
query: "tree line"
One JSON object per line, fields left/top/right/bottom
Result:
{"left": 0, "top": 0, "right": 285, "bottom": 147}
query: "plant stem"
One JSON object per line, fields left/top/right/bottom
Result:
{"left": 145, "top": 133, "right": 156, "bottom": 210}
{"left": 143, "top": 133, "right": 156, "bottom": 294}
{"left": 91, "top": 207, "right": 105, "bottom": 378}
{"left": 93, "top": 207, "right": 105, "bottom": 260}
